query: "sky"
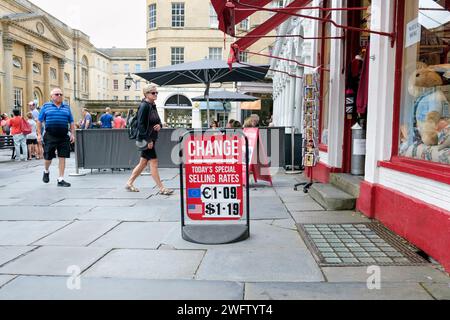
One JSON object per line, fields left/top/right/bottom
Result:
{"left": 31, "top": 0, "right": 147, "bottom": 48}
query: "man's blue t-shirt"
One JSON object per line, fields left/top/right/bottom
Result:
{"left": 82, "top": 113, "right": 93, "bottom": 129}
{"left": 100, "top": 113, "right": 113, "bottom": 129}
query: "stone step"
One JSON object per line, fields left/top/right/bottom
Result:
{"left": 309, "top": 184, "right": 356, "bottom": 211}
{"left": 330, "top": 173, "right": 363, "bottom": 198}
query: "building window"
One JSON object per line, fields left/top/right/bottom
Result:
{"left": 124, "top": 79, "right": 130, "bottom": 91}
{"left": 209, "top": 3, "right": 218, "bottom": 28}
{"left": 33, "top": 63, "right": 41, "bottom": 74}
{"left": 81, "top": 68, "right": 88, "bottom": 92}
{"left": 135, "top": 80, "right": 141, "bottom": 91}
{"left": 112, "top": 64, "right": 119, "bottom": 74}
{"left": 209, "top": 47, "right": 222, "bottom": 60}
{"left": 239, "top": 51, "right": 248, "bottom": 63}
{"left": 135, "top": 64, "right": 141, "bottom": 73}
{"left": 398, "top": 0, "right": 450, "bottom": 165}
{"left": 13, "top": 56, "right": 22, "bottom": 69}
{"left": 124, "top": 64, "right": 130, "bottom": 73}
{"left": 14, "top": 88, "right": 23, "bottom": 108}
{"left": 97, "top": 93, "right": 101, "bottom": 100}
{"left": 103, "top": 78, "right": 107, "bottom": 90}
{"left": 135, "top": 96, "right": 141, "bottom": 101}
{"left": 172, "top": 3, "right": 185, "bottom": 28}
{"left": 113, "top": 80, "right": 119, "bottom": 91}
{"left": 239, "top": 18, "right": 249, "bottom": 31}
{"left": 149, "top": 48, "right": 157, "bottom": 69}
{"left": 97, "top": 75, "right": 101, "bottom": 87}
{"left": 113, "top": 96, "right": 119, "bottom": 101}
{"left": 171, "top": 47, "right": 184, "bottom": 65}
{"left": 50, "top": 68, "right": 57, "bottom": 80}
{"left": 124, "top": 96, "right": 130, "bottom": 101}
{"left": 149, "top": 3, "right": 157, "bottom": 29}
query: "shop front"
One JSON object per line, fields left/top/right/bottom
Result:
{"left": 213, "top": 0, "right": 449, "bottom": 271}
{"left": 306, "top": 0, "right": 449, "bottom": 271}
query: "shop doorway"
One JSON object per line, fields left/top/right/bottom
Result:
{"left": 342, "top": 0, "right": 372, "bottom": 174}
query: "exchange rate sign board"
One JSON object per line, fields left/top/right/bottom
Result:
{"left": 184, "top": 133, "right": 245, "bottom": 221}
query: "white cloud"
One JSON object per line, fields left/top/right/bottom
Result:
{"left": 31, "top": 0, "right": 147, "bottom": 48}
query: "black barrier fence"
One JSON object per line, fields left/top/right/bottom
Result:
{"left": 75, "top": 127, "right": 291, "bottom": 171}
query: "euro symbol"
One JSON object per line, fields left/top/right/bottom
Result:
{"left": 202, "top": 187, "right": 211, "bottom": 200}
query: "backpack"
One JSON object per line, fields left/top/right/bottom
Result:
{"left": 128, "top": 113, "right": 139, "bottom": 140}
{"left": 128, "top": 102, "right": 152, "bottom": 140}
{"left": 20, "top": 117, "right": 32, "bottom": 135}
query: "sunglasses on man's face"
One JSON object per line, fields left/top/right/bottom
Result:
{"left": 54, "top": 93, "right": 63, "bottom": 97}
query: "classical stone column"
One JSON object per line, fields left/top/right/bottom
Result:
{"left": 25, "top": 45, "right": 35, "bottom": 105}
{"left": 43, "top": 53, "right": 51, "bottom": 101}
{"left": 58, "top": 58, "right": 65, "bottom": 91}
{"left": 2, "top": 36, "right": 14, "bottom": 112}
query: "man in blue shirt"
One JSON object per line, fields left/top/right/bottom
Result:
{"left": 80, "top": 108, "right": 93, "bottom": 129}
{"left": 99, "top": 107, "right": 114, "bottom": 129}
{"left": 37, "top": 88, "right": 75, "bottom": 187}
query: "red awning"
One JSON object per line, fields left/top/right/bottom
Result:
{"left": 211, "top": 0, "right": 273, "bottom": 36}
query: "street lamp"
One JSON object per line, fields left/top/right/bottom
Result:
{"left": 124, "top": 73, "right": 136, "bottom": 90}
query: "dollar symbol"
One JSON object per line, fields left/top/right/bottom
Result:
{"left": 67, "top": 265, "right": 82, "bottom": 291}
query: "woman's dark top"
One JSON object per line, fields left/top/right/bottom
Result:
{"left": 137, "top": 99, "right": 162, "bottom": 142}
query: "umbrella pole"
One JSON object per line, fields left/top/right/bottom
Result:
{"left": 205, "top": 83, "right": 211, "bottom": 128}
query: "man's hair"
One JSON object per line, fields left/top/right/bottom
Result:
{"left": 50, "top": 88, "right": 62, "bottom": 96}
{"left": 13, "top": 109, "right": 20, "bottom": 117}
{"left": 228, "top": 119, "right": 236, "bottom": 124}
{"left": 82, "top": 108, "right": 90, "bottom": 113}
{"left": 106, "top": 107, "right": 112, "bottom": 113}
{"left": 143, "top": 83, "right": 158, "bottom": 95}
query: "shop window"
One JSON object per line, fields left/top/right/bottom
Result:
{"left": 398, "top": 0, "right": 449, "bottom": 165}
{"left": 165, "top": 94, "right": 192, "bottom": 128}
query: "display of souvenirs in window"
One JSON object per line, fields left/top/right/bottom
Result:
{"left": 303, "top": 73, "right": 320, "bottom": 167}
{"left": 165, "top": 109, "right": 193, "bottom": 128}
{"left": 399, "top": 1, "right": 449, "bottom": 165}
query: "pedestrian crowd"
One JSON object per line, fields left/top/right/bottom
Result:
{"left": 78, "top": 107, "right": 127, "bottom": 130}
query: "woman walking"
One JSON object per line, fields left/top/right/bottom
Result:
{"left": 126, "top": 84, "right": 174, "bottom": 195}
{"left": 26, "top": 112, "right": 39, "bottom": 160}
{"left": 8, "top": 109, "right": 28, "bottom": 161}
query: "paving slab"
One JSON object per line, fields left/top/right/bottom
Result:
{"left": 33, "top": 221, "right": 121, "bottom": 246}
{"left": 89, "top": 222, "right": 179, "bottom": 249}
{"left": 196, "top": 247, "right": 323, "bottom": 282}
{"left": 249, "top": 198, "right": 291, "bottom": 220}
{"left": 245, "top": 282, "right": 434, "bottom": 300}
{"left": 0, "top": 276, "right": 244, "bottom": 300}
{"left": 78, "top": 207, "right": 162, "bottom": 222}
{"left": 9, "top": 197, "right": 66, "bottom": 207}
{"left": 322, "top": 266, "right": 450, "bottom": 283}
{"left": 0, "top": 247, "right": 110, "bottom": 276}
{"left": 0, "top": 206, "right": 90, "bottom": 221}
{"left": 0, "top": 221, "right": 71, "bottom": 245}
{"left": 163, "top": 220, "right": 307, "bottom": 251}
{"left": 84, "top": 249, "right": 205, "bottom": 280}
{"left": 52, "top": 199, "right": 138, "bottom": 207}
{"left": 285, "top": 201, "right": 325, "bottom": 212}
{"left": 0, "top": 247, "right": 36, "bottom": 266}
{"left": 0, "top": 275, "right": 16, "bottom": 288}
{"left": 421, "top": 283, "right": 450, "bottom": 300}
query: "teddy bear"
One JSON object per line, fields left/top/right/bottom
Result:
{"left": 406, "top": 66, "right": 449, "bottom": 147}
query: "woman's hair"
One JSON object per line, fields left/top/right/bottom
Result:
{"left": 232, "top": 121, "right": 242, "bottom": 128}
{"left": 243, "top": 118, "right": 254, "bottom": 128}
{"left": 13, "top": 109, "right": 20, "bottom": 117}
{"left": 210, "top": 120, "right": 219, "bottom": 128}
{"left": 27, "top": 112, "right": 33, "bottom": 120}
{"left": 143, "top": 83, "right": 158, "bottom": 96}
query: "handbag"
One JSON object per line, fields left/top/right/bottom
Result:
{"left": 20, "top": 117, "right": 32, "bottom": 135}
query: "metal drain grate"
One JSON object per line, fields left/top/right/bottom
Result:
{"left": 297, "top": 223, "right": 430, "bottom": 267}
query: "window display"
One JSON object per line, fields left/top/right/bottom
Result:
{"left": 399, "top": 0, "right": 450, "bottom": 165}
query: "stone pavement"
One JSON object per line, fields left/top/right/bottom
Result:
{"left": 0, "top": 151, "right": 448, "bottom": 300}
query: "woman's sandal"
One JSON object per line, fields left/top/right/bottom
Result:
{"left": 159, "top": 188, "right": 174, "bottom": 196}
{"left": 125, "top": 184, "right": 140, "bottom": 193}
